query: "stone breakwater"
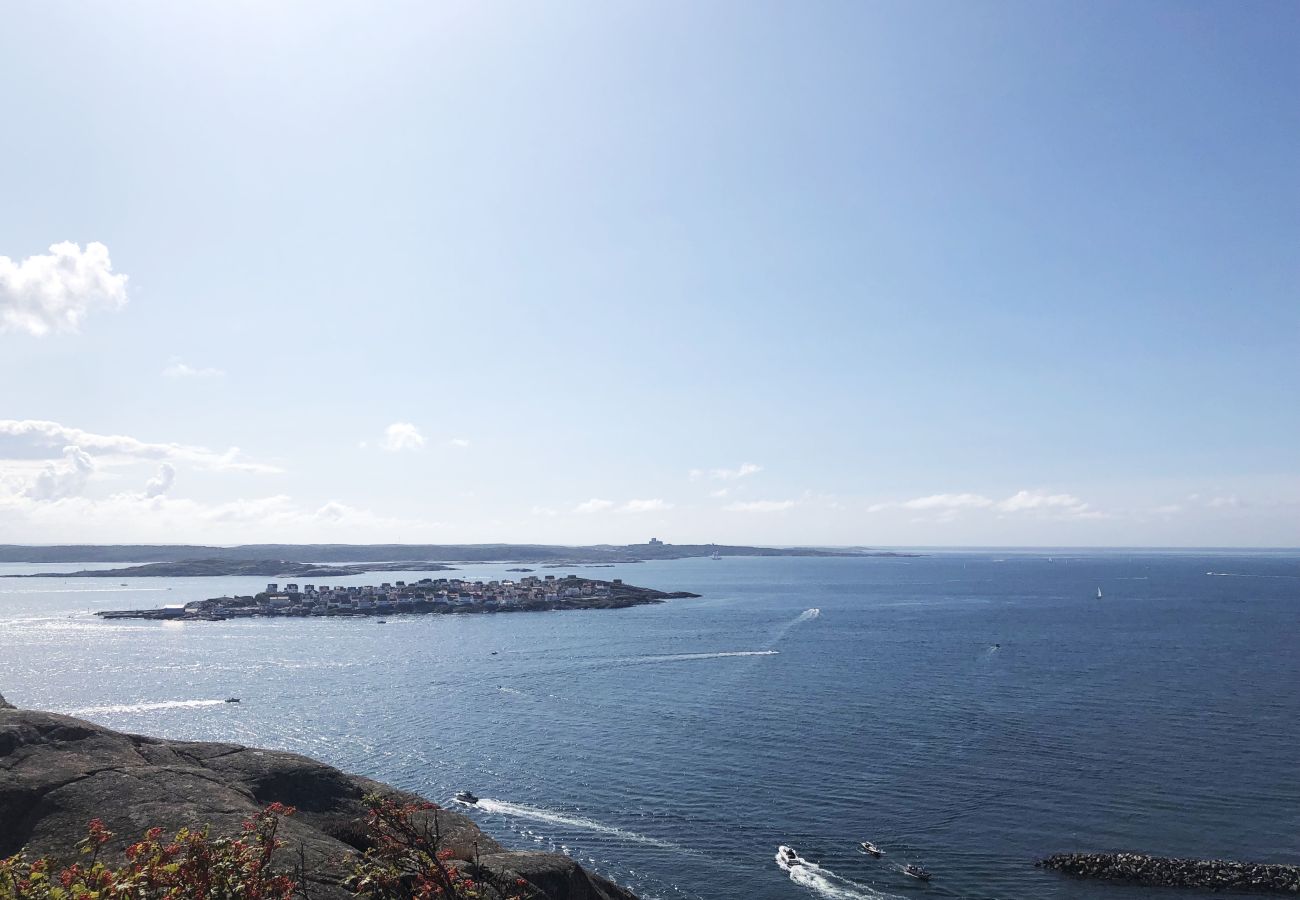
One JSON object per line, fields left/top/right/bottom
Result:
{"left": 1037, "top": 852, "right": 1300, "bottom": 894}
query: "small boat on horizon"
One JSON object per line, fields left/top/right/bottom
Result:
{"left": 225, "top": 698, "right": 240, "bottom": 704}
{"left": 710, "top": 551, "right": 722, "bottom": 560}
{"left": 858, "top": 841, "right": 884, "bottom": 857}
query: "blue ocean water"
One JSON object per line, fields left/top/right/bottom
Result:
{"left": 1, "top": 552, "right": 1298, "bottom": 900}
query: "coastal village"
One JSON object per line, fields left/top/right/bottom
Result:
{"left": 98, "top": 574, "right": 697, "bottom": 621}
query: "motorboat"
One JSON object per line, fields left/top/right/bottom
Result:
{"left": 225, "top": 698, "right": 240, "bottom": 704}
{"left": 903, "top": 864, "right": 931, "bottom": 881}
{"left": 776, "top": 846, "right": 802, "bottom": 868}
{"left": 454, "top": 791, "right": 479, "bottom": 806}
{"left": 858, "top": 841, "right": 883, "bottom": 857}
{"left": 376, "top": 620, "right": 387, "bottom": 624}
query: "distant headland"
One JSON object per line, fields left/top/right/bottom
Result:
{"left": 7, "top": 558, "right": 460, "bottom": 579}
{"left": 0, "top": 540, "right": 919, "bottom": 577}
{"left": 96, "top": 574, "right": 699, "bottom": 621}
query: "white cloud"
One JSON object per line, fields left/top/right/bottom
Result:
{"left": 996, "top": 490, "right": 1095, "bottom": 517}
{"left": 0, "top": 489, "right": 442, "bottom": 543}
{"left": 144, "top": 462, "right": 175, "bottom": 498}
{"left": 163, "top": 358, "right": 225, "bottom": 378}
{"left": 448, "top": 438, "right": 471, "bottom": 448}
{"left": 24, "top": 446, "right": 95, "bottom": 500}
{"left": 622, "top": 498, "right": 672, "bottom": 513}
{"left": 869, "top": 489, "right": 1102, "bottom": 520}
{"left": 902, "top": 493, "right": 994, "bottom": 511}
{"left": 0, "top": 242, "right": 128, "bottom": 335}
{"left": 692, "top": 463, "right": 763, "bottom": 481}
{"left": 724, "top": 499, "right": 796, "bottom": 513}
{"left": 709, "top": 488, "right": 730, "bottom": 498}
{"left": 574, "top": 498, "right": 615, "bottom": 514}
{"left": 530, "top": 505, "right": 559, "bottom": 517}
{"left": 1207, "top": 495, "right": 1245, "bottom": 509}
{"left": 380, "top": 422, "right": 425, "bottom": 452}
{"left": 0, "top": 419, "right": 279, "bottom": 474}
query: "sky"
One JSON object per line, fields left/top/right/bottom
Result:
{"left": 1, "top": 1, "right": 1297, "bottom": 547}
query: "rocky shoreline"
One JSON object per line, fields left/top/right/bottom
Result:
{"left": 1037, "top": 852, "right": 1300, "bottom": 894}
{"left": 0, "top": 693, "right": 637, "bottom": 900}
{"left": 95, "top": 577, "right": 699, "bottom": 622}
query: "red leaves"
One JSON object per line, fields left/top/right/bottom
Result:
{"left": 0, "top": 798, "right": 534, "bottom": 900}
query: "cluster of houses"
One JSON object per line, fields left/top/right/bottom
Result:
{"left": 201, "top": 574, "right": 622, "bottom": 618}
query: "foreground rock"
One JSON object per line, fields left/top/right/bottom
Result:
{"left": 1037, "top": 852, "right": 1300, "bottom": 894}
{"left": 0, "top": 701, "right": 636, "bottom": 900}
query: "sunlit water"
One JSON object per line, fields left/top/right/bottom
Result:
{"left": 2, "top": 552, "right": 1298, "bottom": 900}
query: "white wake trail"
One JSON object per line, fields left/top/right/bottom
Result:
{"left": 618, "top": 650, "right": 779, "bottom": 665}
{"left": 473, "top": 799, "right": 684, "bottom": 852}
{"left": 69, "top": 699, "right": 230, "bottom": 715}
{"left": 775, "top": 848, "right": 899, "bottom": 900}
{"left": 796, "top": 608, "right": 821, "bottom": 622}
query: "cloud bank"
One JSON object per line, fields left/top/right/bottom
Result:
{"left": 0, "top": 420, "right": 279, "bottom": 474}
{"left": 0, "top": 242, "right": 128, "bottom": 335}
{"left": 869, "top": 489, "right": 1101, "bottom": 520}
{"left": 24, "top": 446, "right": 96, "bottom": 501}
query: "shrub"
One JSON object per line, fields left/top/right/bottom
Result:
{"left": 0, "top": 798, "right": 535, "bottom": 900}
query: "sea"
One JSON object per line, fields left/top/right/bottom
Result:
{"left": 2, "top": 551, "right": 1298, "bottom": 900}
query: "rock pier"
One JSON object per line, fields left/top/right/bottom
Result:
{"left": 1037, "top": 852, "right": 1300, "bottom": 894}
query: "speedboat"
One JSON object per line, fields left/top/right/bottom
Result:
{"left": 903, "top": 864, "right": 931, "bottom": 881}
{"left": 225, "top": 698, "right": 240, "bottom": 704}
{"left": 776, "top": 846, "right": 802, "bottom": 868}
{"left": 858, "top": 841, "right": 883, "bottom": 857}
{"left": 454, "top": 791, "right": 479, "bottom": 806}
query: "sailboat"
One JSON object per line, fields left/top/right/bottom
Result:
{"left": 710, "top": 551, "right": 722, "bottom": 560}
{"left": 1096, "top": 587, "right": 1103, "bottom": 599}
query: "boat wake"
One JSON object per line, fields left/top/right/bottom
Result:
{"left": 617, "top": 650, "right": 779, "bottom": 665}
{"left": 769, "top": 608, "right": 822, "bottom": 645}
{"left": 473, "top": 799, "right": 685, "bottom": 852}
{"left": 1206, "top": 572, "right": 1298, "bottom": 578}
{"left": 775, "top": 848, "right": 899, "bottom": 900}
{"left": 68, "top": 699, "right": 230, "bottom": 715}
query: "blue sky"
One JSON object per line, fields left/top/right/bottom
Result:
{"left": 1, "top": 1, "right": 1297, "bottom": 546}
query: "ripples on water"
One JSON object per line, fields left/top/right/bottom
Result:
{"left": 2, "top": 553, "right": 1298, "bottom": 900}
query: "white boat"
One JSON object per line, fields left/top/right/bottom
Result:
{"left": 858, "top": 841, "right": 884, "bottom": 857}
{"left": 454, "top": 791, "right": 479, "bottom": 805}
{"left": 776, "top": 846, "right": 802, "bottom": 868}
{"left": 1096, "top": 587, "right": 1103, "bottom": 599}
{"left": 710, "top": 551, "right": 721, "bottom": 560}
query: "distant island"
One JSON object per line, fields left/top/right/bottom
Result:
{"left": 0, "top": 540, "right": 919, "bottom": 568}
{"left": 96, "top": 574, "right": 699, "bottom": 621}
